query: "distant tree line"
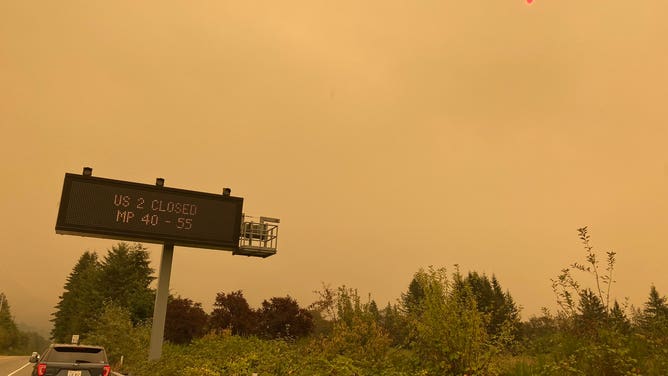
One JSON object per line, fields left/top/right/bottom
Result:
{"left": 0, "top": 292, "right": 49, "bottom": 354}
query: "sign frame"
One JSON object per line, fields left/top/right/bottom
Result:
{"left": 55, "top": 173, "right": 243, "bottom": 251}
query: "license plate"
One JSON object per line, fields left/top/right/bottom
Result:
{"left": 67, "top": 371, "right": 82, "bottom": 376}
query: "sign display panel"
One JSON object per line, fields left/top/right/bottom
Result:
{"left": 56, "top": 173, "right": 243, "bottom": 250}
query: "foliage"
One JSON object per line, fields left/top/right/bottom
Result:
{"left": 404, "top": 266, "right": 504, "bottom": 375}
{"left": 551, "top": 227, "right": 617, "bottom": 316}
{"left": 574, "top": 288, "right": 607, "bottom": 335}
{"left": 534, "top": 326, "right": 641, "bottom": 376}
{"left": 209, "top": 290, "right": 257, "bottom": 336}
{"left": 0, "top": 292, "right": 21, "bottom": 353}
{"left": 535, "top": 227, "right": 668, "bottom": 375}
{"left": 19, "top": 330, "right": 51, "bottom": 355}
{"left": 637, "top": 285, "right": 668, "bottom": 328}
{"left": 51, "top": 251, "right": 101, "bottom": 342}
{"left": 131, "top": 333, "right": 298, "bottom": 376}
{"left": 309, "top": 285, "right": 396, "bottom": 374}
{"left": 165, "top": 296, "right": 208, "bottom": 344}
{"left": 97, "top": 243, "right": 155, "bottom": 325}
{"left": 131, "top": 323, "right": 402, "bottom": 376}
{"left": 257, "top": 296, "right": 313, "bottom": 339}
{"left": 45, "top": 229, "right": 668, "bottom": 375}
{"left": 630, "top": 286, "right": 668, "bottom": 373}
{"left": 0, "top": 292, "right": 49, "bottom": 355}
{"left": 126, "top": 276, "right": 520, "bottom": 375}
{"left": 209, "top": 291, "right": 314, "bottom": 340}
{"left": 84, "top": 301, "right": 150, "bottom": 368}
{"left": 51, "top": 243, "right": 155, "bottom": 343}
{"left": 401, "top": 276, "right": 427, "bottom": 315}
{"left": 463, "top": 272, "right": 521, "bottom": 341}
{"left": 379, "top": 302, "right": 410, "bottom": 347}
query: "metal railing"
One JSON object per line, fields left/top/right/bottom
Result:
{"left": 236, "top": 215, "right": 279, "bottom": 258}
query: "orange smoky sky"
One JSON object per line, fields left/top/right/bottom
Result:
{"left": 1, "top": 1, "right": 667, "bottom": 335}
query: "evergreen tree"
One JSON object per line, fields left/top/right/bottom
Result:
{"left": 379, "top": 302, "right": 409, "bottom": 347}
{"left": 401, "top": 276, "right": 426, "bottom": 315}
{"left": 368, "top": 299, "right": 380, "bottom": 323}
{"left": 638, "top": 285, "right": 668, "bottom": 337}
{"left": 459, "top": 272, "right": 521, "bottom": 340}
{"left": 52, "top": 243, "right": 156, "bottom": 342}
{"left": 491, "top": 276, "right": 521, "bottom": 335}
{"left": 642, "top": 285, "right": 668, "bottom": 322}
{"left": 0, "top": 292, "right": 21, "bottom": 353}
{"left": 608, "top": 300, "right": 631, "bottom": 333}
{"left": 98, "top": 243, "right": 155, "bottom": 325}
{"left": 635, "top": 285, "right": 668, "bottom": 371}
{"left": 575, "top": 288, "right": 607, "bottom": 334}
{"left": 51, "top": 251, "right": 101, "bottom": 342}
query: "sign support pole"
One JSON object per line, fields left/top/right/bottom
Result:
{"left": 148, "top": 243, "right": 174, "bottom": 360}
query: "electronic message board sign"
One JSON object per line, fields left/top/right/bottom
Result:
{"left": 56, "top": 173, "right": 243, "bottom": 250}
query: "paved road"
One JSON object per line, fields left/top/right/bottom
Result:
{"left": 0, "top": 356, "right": 32, "bottom": 376}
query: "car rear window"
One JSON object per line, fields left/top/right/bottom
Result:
{"left": 47, "top": 346, "right": 107, "bottom": 363}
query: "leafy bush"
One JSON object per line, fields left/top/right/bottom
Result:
{"left": 403, "top": 267, "right": 508, "bottom": 375}
{"left": 84, "top": 301, "right": 150, "bottom": 370}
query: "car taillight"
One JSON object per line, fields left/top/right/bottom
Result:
{"left": 102, "top": 365, "right": 111, "bottom": 376}
{"left": 36, "top": 363, "right": 47, "bottom": 376}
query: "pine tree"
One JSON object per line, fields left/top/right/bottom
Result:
{"left": 51, "top": 251, "right": 101, "bottom": 342}
{"left": 401, "top": 277, "right": 426, "bottom": 315}
{"left": 636, "top": 285, "right": 668, "bottom": 366}
{"left": 97, "top": 243, "right": 155, "bottom": 325}
{"left": 379, "top": 302, "right": 408, "bottom": 346}
{"left": 643, "top": 285, "right": 668, "bottom": 319}
{"left": 608, "top": 300, "right": 631, "bottom": 333}
{"left": 51, "top": 243, "right": 156, "bottom": 342}
{"left": 463, "top": 272, "right": 521, "bottom": 339}
{"left": 0, "top": 292, "right": 21, "bottom": 352}
{"left": 575, "top": 288, "right": 606, "bottom": 334}
{"left": 639, "top": 285, "right": 668, "bottom": 330}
